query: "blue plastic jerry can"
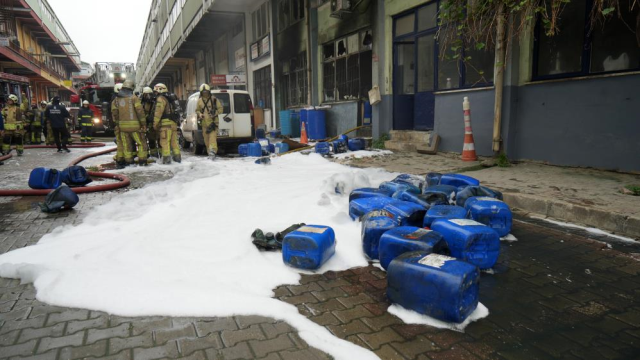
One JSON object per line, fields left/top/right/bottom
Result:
{"left": 423, "top": 205, "right": 468, "bottom": 227}
{"left": 423, "top": 184, "right": 458, "bottom": 204}
{"left": 349, "top": 196, "right": 396, "bottom": 220}
{"left": 387, "top": 251, "right": 480, "bottom": 323}
{"left": 282, "top": 225, "right": 336, "bottom": 270}
{"left": 465, "top": 197, "right": 512, "bottom": 237}
{"left": 382, "top": 200, "right": 427, "bottom": 227}
{"left": 238, "top": 144, "right": 249, "bottom": 157}
{"left": 431, "top": 218, "right": 500, "bottom": 269}
{"left": 380, "top": 181, "right": 421, "bottom": 195}
{"left": 426, "top": 172, "right": 442, "bottom": 187}
{"left": 28, "top": 168, "right": 63, "bottom": 189}
{"left": 275, "top": 142, "right": 289, "bottom": 154}
{"left": 247, "top": 143, "right": 262, "bottom": 157}
{"left": 316, "top": 142, "right": 331, "bottom": 155}
{"left": 378, "top": 227, "right": 448, "bottom": 269}
{"left": 393, "top": 174, "right": 426, "bottom": 192}
{"left": 349, "top": 187, "right": 393, "bottom": 203}
{"left": 393, "top": 190, "right": 449, "bottom": 209}
{"left": 347, "top": 138, "right": 366, "bottom": 151}
{"left": 361, "top": 210, "right": 399, "bottom": 260}
{"left": 439, "top": 174, "right": 480, "bottom": 188}
{"left": 456, "top": 186, "right": 504, "bottom": 207}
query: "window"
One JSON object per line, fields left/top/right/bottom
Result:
{"left": 234, "top": 93, "right": 252, "bottom": 113}
{"left": 278, "top": 0, "right": 305, "bottom": 32}
{"left": 534, "top": 0, "right": 640, "bottom": 78}
{"left": 252, "top": 2, "right": 270, "bottom": 41}
{"left": 213, "top": 93, "right": 231, "bottom": 114}
{"left": 281, "top": 51, "right": 308, "bottom": 107}
{"left": 253, "top": 66, "right": 272, "bottom": 109}
{"left": 322, "top": 30, "right": 373, "bottom": 102}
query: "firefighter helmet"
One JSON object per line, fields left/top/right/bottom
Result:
{"left": 82, "top": 100, "right": 90, "bottom": 105}
{"left": 122, "top": 80, "right": 135, "bottom": 90}
{"left": 199, "top": 83, "right": 211, "bottom": 92}
{"left": 8, "top": 94, "right": 18, "bottom": 102}
{"left": 153, "top": 83, "right": 168, "bottom": 93}
{"left": 142, "top": 86, "right": 153, "bottom": 94}
{"left": 40, "top": 101, "right": 47, "bottom": 105}
{"left": 114, "top": 83, "right": 123, "bottom": 93}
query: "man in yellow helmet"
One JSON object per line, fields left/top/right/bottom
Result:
{"left": 78, "top": 100, "right": 94, "bottom": 143}
{"left": 141, "top": 86, "right": 158, "bottom": 158}
{"left": 110, "top": 83, "right": 125, "bottom": 166}
{"left": 112, "top": 80, "right": 147, "bottom": 166}
{"left": 196, "top": 83, "right": 223, "bottom": 159}
{"left": 152, "top": 83, "right": 181, "bottom": 164}
{"left": 1, "top": 94, "right": 25, "bottom": 156}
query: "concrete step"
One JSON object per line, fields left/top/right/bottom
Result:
{"left": 389, "top": 130, "right": 431, "bottom": 144}
{"left": 384, "top": 140, "right": 418, "bottom": 152}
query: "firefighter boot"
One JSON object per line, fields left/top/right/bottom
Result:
{"left": 172, "top": 153, "right": 181, "bottom": 163}
{"left": 138, "top": 158, "right": 147, "bottom": 166}
{"left": 163, "top": 156, "right": 172, "bottom": 165}
{"left": 209, "top": 150, "right": 216, "bottom": 160}
{"left": 116, "top": 160, "right": 127, "bottom": 169}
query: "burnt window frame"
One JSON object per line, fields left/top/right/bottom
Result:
{"left": 322, "top": 29, "right": 373, "bottom": 103}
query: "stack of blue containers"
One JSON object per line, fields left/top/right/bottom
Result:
{"left": 347, "top": 172, "right": 513, "bottom": 323}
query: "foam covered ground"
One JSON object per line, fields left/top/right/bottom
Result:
{"left": 0, "top": 153, "right": 397, "bottom": 359}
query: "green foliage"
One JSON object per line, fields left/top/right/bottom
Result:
{"left": 372, "top": 133, "right": 390, "bottom": 149}
{"left": 496, "top": 152, "right": 511, "bottom": 167}
{"left": 625, "top": 185, "right": 640, "bottom": 196}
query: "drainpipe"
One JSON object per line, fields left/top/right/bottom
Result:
{"left": 492, "top": 4, "right": 506, "bottom": 153}
{"left": 306, "top": 1, "right": 313, "bottom": 106}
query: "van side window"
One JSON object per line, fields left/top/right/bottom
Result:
{"left": 234, "top": 93, "right": 252, "bottom": 114}
{"left": 213, "top": 93, "right": 231, "bottom": 114}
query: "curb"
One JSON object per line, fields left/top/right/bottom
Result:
{"left": 502, "top": 192, "right": 640, "bottom": 241}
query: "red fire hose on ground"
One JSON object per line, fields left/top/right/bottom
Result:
{"left": 1, "top": 143, "right": 106, "bottom": 162}
{"left": 0, "top": 145, "right": 131, "bottom": 197}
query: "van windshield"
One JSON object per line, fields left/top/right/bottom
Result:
{"left": 213, "top": 93, "right": 231, "bottom": 114}
{"left": 234, "top": 93, "right": 252, "bottom": 114}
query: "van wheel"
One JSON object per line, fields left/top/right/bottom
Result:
{"left": 179, "top": 129, "right": 190, "bottom": 149}
{"left": 193, "top": 132, "right": 205, "bottom": 155}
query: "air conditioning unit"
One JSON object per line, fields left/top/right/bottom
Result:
{"left": 331, "top": 0, "right": 353, "bottom": 19}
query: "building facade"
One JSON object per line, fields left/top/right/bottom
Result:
{"left": 0, "top": 0, "right": 80, "bottom": 105}
{"left": 135, "top": 0, "right": 639, "bottom": 172}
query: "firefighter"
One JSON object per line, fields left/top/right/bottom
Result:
{"left": 112, "top": 80, "right": 147, "bottom": 166}
{"left": 152, "top": 83, "right": 181, "bottom": 164}
{"left": 44, "top": 101, "right": 55, "bottom": 145}
{"left": 2, "top": 94, "right": 25, "bottom": 156}
{"left": 0, "top": 106, "right": 4, "bottom": 158}
{"left": 141, "top": 86, "right": 158, "bottom": 157}
{"left": 78, "top": 100, "right": 94, "bottom": 142}
{"left": 45, "top": 96, "right": 71, "bottom": 153}
{"left": 196, "top": 83, "right": 223, "bottom": 159}
{"left": 20, "top": 92, "right": 32, "bottom": 144}
{"left": 110, "top": 83, "right": 125, "bottom": 165}
{"left": 32, "top": 101, "right": 47, "bottom": 145}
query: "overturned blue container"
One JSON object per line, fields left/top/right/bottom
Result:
{"left": 274, "top": 142, "right": 289, "bottom": 154}
{"left": 361, "top": 210, "right": 399, "bottom": 260}
{"left": 28, "top": 168, "right": 63, "bottom": 190}
{"left": 331, "top": 140, "right": 347, "bottom": 154}
{"left": 393, "top": 191, "right": 449, "bottom": 209}
{"left": 387, "top": 251, "right": 480, "bottom": 323}
{"left": 380, "top": 181, "right": 421, "bottom": 195}
{"left": 349, "top": 196, "right": 396, "bottom": 220}
{"left": 238, "top": 144, "right": 249, "bottom": 157}
{"left": 348, "top": 138, "right": 366, "bottom": 151}
{"left": 423, "top": 205, "right": 468, "bottom": 227}
{"left": 465, "top": 197, "right": 513, "bottom": 237}
{"left": 383, "top": 200, "right": 427, "bottom": 227}
{"left": 439, "top": 174, "right": 480, "bottom": 188}
{"left": 349, "top": 188, "right": 393, "bottom": 202}
{"left": 339, "top": 134, "right": 349, "bottom": 143}
{"left": 426, "top": 172, "right": 442, "bottom": 187}
{"left": 283, "top": 225, "right": 336, "bottom": 270}
{"left": 394, "top": 174, "right": 426, "bottom": 192}
{"left": 247, "top": 143, "right": 262, "bottom": 157}
{"left": 431, "top": 218, "right": 501, "bottom": 269}
{"left": 456, "top": 186, "right": 504, "bottom": 207}
{"left": 423, "top": 184, "right": 458, "bottom": 204}
{"left": 61, "top": 166, "right": 92, "bottom": 186}
{"left": 378, "top": 227, "right": 448, "bottom": 270}
{"left": 315, "top": 142, "right": 331, "bottom": 155}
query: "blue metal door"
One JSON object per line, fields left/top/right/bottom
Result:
{"left": 393, "top": 42, "right": 415, "bottom": 130}
{"left": 414, "top": 32, "right": 437, "bottom": 130}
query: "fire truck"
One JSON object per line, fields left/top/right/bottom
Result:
{"left": 70, "top": 62, "right": 136, "bottom": 134}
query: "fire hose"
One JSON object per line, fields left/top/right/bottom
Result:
{"left": 0, "top": 143, "right": 106, "bottom": 162}
{"left": 0, "top": 146, "right": 130, "bottom": 197}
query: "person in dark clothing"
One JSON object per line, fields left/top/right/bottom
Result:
{"left": 44, "top": 96, "right": 71, "bottom": 153}
{"left": 78, "top": 100, "right": 94, "bottom": 142}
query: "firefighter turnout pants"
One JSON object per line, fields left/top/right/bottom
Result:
{"left": 81, "top": 124, "right": 93, "bottom": 142}
{"left": 2, "top": 129, "right": 24, "bottom": 153}
{"left": 202, "top": 119, "right": 218, "bottom": 153}
{"left": 120, "top": 130, "right": 148, "bottom": 164}
{"left": 158, "top": 121, "right": 180, "bottom": 162}
{"left": 45, "top": 121, "right": 55, "bottom": 145}
{"left": 147, "top": 127, "right": 159, "bottom": 157}
{"left": 31, "top": 124, "right": 42, "bottom": 144}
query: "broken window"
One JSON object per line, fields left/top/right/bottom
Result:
{"left": 322, "top": 29, "right": 373, "bottom": 102}
{"left": 282, "top": 51, "right": 308, "bottom": 108}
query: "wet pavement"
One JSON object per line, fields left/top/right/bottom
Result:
{"left": 0, "top": 146, "right": 639, "bottom": 359}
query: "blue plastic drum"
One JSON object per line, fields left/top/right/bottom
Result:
{"left": 306, "top": 110, "right": 327, "bottom": 140}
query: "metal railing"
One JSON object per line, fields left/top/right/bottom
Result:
{"left": 8, "top": 41, "right": 69, "bottom": 82}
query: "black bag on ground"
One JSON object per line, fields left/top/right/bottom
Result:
{"left": 39, "top": 184, "right": 80, "bottom": 213}
{"left": 61, "top": 165, "right": 92, "bottom": 186}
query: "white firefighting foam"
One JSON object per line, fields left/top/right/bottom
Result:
{"left": 0, "top": 153, "right": 398, "bottom": 360}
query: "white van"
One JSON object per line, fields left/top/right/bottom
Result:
{"left": 180, "top": 89, "right": 254, "bottom": 154}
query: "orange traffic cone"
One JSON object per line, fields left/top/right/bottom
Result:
{"left": 300, "top": 121, "right": 308, "bottom": 145}
{"left": 461, "top": 97, "right": 478, "bottom": 162}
